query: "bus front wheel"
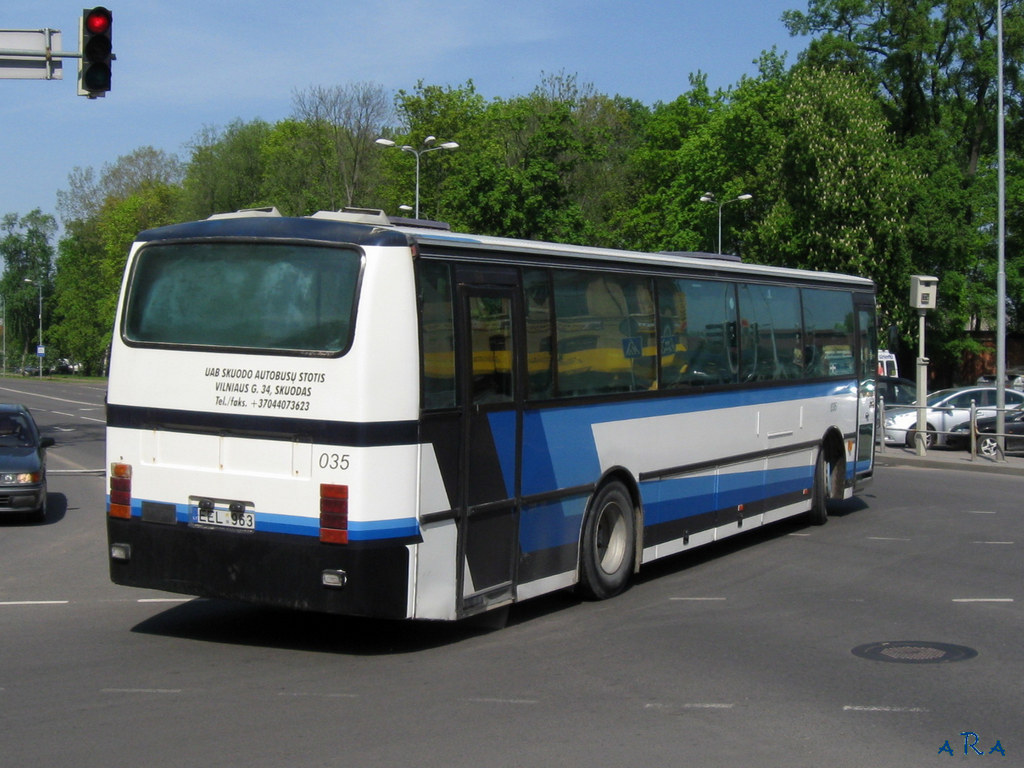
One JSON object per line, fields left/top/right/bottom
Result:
{"left": 579, "top": 481, "right": 636, "bottom": 600}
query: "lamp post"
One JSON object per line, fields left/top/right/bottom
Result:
{"left": 700, "top": 192, "right": 753, "bottom": 254}
{"left": 23, "top": 277, "right": 41, "bottom": 379}
{"left": 375, "top": 136, "right": 460, "bottom": 219}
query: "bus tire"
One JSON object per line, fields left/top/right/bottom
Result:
{"left": 579, "top": 481, "right": 636, "bottom": 600}
{"left": 808, "top": 449, "right": 829, "bottom": 526}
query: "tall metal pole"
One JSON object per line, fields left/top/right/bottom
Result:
{"left": 996, "top": 1, "right": 1007, "bottom": 454}
{"left": 24, "top": 277, "right": 42, "bottom": 378}
{"left": 915, "top": 310, "right": 928, "bottom": 456}
{"left": 717, "top": 205, "right": 723, "bottom": 255}
{"left": 700, "top": 193, "right": 752, "bottom": 254}
{"left": 414, "top": 151, "right": 421, "bottom": 220}
{"left": 374, "top": 137, "right": 460, "bottom": 220}
{"left": 38, "top": 282, "right": 42, "bottom": 379}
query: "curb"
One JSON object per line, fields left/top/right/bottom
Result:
{"left": 875, "top": 450, "right": 1024, "bottom": 476}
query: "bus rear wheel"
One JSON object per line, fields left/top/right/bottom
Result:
{"left": 579, "top": 481, "right": 636, "bottom": 600}
{"left": 808, "top": 449, "right": 830, "bottom": 526}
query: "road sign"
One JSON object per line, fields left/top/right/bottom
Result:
{"left": 0, "top": 29, "right": 63, "bottom": 79}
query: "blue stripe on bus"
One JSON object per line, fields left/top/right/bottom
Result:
{"left": 495, "top": 380, "right": 857, "bottom": 497}
{"left": 517, "top": 462, "right": 817, "bottom": 557}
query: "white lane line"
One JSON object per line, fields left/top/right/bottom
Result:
{"left": 102, "top": 688, "right": 182, "bottom": 695}
{"left": 0, "top": 385, "right": 100, "bottom": 408}
{"left": 867, "top": 536, "right": 911, "bottom": 541}
{"left": 968, "top": 510, "right": 997, "bottom": 514}
{"left": 0, "top": 600, "right": 70, "bottom": 606}
{"left": 952, "top": 598, "right": 1013, "bottom": 603}
{"left": 644, "top": 702, "right": 735, "bottom": 711}
{"left": 466, "top": 700, "right": 540, "bottom": 708}
{"left": 137, "top": 598, "right": 192, "bottom": 603}
{"left": 972, "top": 541, "right": 1014, "bottom": 545}
{"left": 843, "top": 705, "right": 929, "bottom": 712}
{"left": 277, "top": 692, "right": 359, "bottom": 699}
{"left": 669, "top": 597, "right": 727, "bottom": 601}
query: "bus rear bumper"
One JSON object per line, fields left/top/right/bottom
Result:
{"left": 107, "top": 517, "right": 411, "bottom": 619}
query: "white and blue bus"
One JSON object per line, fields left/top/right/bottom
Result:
{"left": 106, "top": 208, "right": 876, "bottom": 621}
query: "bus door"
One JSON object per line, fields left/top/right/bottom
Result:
{"left": 455, "top": 267, "right": 522, "bottom": 614}
{"left": 854, "top": 295, "right": 877, "bottom": 481}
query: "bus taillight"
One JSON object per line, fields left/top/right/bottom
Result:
{"left": 319, "top": 484, "right": 349, "bottom": 544}
{"left": 109, "top": 462, "right": 132, "bottom": 519}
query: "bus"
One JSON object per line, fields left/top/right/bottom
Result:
{"left": 106, "top": 208, "right": 876, "bottom": 621}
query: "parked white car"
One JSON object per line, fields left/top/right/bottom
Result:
{"left": 883, "top": 386, "right": 1024, "bottom": 447}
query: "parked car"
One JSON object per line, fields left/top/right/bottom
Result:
{"left": 976, "top": 368, "right": 1024, "bottom": 390}
{"left": 0, "top": 404, "right": 54, "bottom": 521}
{"left": 883, "top": 386, "right": 1024, "bottom": 447}
{"left": 948, "top": 409, "right": 1024, "bottom": 456}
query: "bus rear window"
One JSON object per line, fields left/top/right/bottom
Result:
{"left": 122, "top": 241, "right": 362, "bottom": 354}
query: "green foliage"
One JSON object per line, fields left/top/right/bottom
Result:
{"left": 0, "top": 210, "right": 56, "bottom": 364}
{"left": 20, "top": 4, "right": 1024, "bottom": 384}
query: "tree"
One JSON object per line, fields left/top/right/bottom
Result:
{"left": 290, "top": 82, "right": 392, "bottom": 211}
{"left": 57, "top": 146, "right": 183, "bottom": 225}
{"left": 749, "top": 65, "right": 917, "bottom": 334}
{"left": 385, "top": 80, "right": 487, "bottom": 220}
{"left": 0, "top": 210, "right": 56, "bottom": 366}
{"left": 48, "top": 220, "right": 107, "bottom": 374}
{"left": 177, "top": 119, "right": 271, "bottom": 220}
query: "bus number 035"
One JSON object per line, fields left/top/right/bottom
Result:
{"left": 318, "top": 453, "right": 350, "bottom": 470}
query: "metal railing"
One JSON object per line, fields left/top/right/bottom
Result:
{"left": 876, "top": 396, "right": 1014, "bottom": 462}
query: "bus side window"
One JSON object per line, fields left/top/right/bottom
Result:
{"left": 524, "top": 269, "right": 554, "bottom": 399}
{"left": 738, "top": 284, "right": 802, "bottom": 382}
{"left": 801, "top": 288, "right": 855, "bottom": 379}
{"left": 418, "top": 262, "right": 457, "bottom": 409}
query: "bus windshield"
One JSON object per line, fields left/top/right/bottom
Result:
{"left": 122, "top": 241, "right": 362, "bottom": 354}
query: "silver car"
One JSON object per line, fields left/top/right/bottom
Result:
{"left": 883, "top": 386, "right": 1024, "bottom": 447}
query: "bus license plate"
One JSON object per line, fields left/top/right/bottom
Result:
{"left": 191, "top": 506, "right": 255, "bottom": 531}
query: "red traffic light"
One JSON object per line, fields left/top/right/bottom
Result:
{"left": 79, "top": 6, "right": 113, "bottom": 97}
{"left": 85, "top": 7, "right": 112, "bottom": 35}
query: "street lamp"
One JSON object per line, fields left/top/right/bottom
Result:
{"left": 700, "top": 192, "right": 753, "bottom": 254}
{"left": 375, "top": 136, "right": 460, "bottom": 219}
{"left": 1, "top": 294, "right": 6, "bottom": 376}
{"left": 23, "top": 278, "right": 41, "bottom": 379}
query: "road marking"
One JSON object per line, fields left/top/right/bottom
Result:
{"left": 277, "top": 692, "right": 359, "bottom": 699}
{"left": 867, "top": 536, "right": 911, "bottom": 541}
{"left": 465, "top": 697, "right": 539, "bottom": 705}
{"left": 102, "top": 688, "right": 182, "bottom": 695}
{"left": 952, "top": 598, "right": 1014, "bottom": 602}
{"left": 0, "top": 600, "right": 70, "bottom": 606}
{"left": 644, "top": 702, "right": 735, "bottom": 711}
{"left": 0, "top": 385, "right": 100, "bottom": 408}
{"left": 968, "top": 510, "right": 997, "bottom": 514}
{"left": 669, "top": 597, "right": 727, "bottom": 601}
{"left": 843, "top": 705, "right": 929, "bottom": 712}
{"left": 137, "top": 598, "right": 191, "bottom": 603}
{"left": 972, "top": 541, "right": 1014, "bottom": 545}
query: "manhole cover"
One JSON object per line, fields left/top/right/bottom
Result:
{"left": 852, "top": 641, "right": 977, "bottom": 664}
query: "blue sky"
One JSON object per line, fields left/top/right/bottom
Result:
{"left": 0, "top": 1, "right": 809, "bottom": 223}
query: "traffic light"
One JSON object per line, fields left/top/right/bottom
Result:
{"left": 78, "top": 7, "right": 113, "bottom": 98}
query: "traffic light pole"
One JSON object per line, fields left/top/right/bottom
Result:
{"left": 0, "top": 30, "right": 78, "bottom": 80}
{"left": 1, "top": 8, "right": 113, "bottom": 95}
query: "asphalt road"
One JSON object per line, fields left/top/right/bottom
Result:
{"left": 1, "top": 378, "right": 1019, "bottom": 767}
